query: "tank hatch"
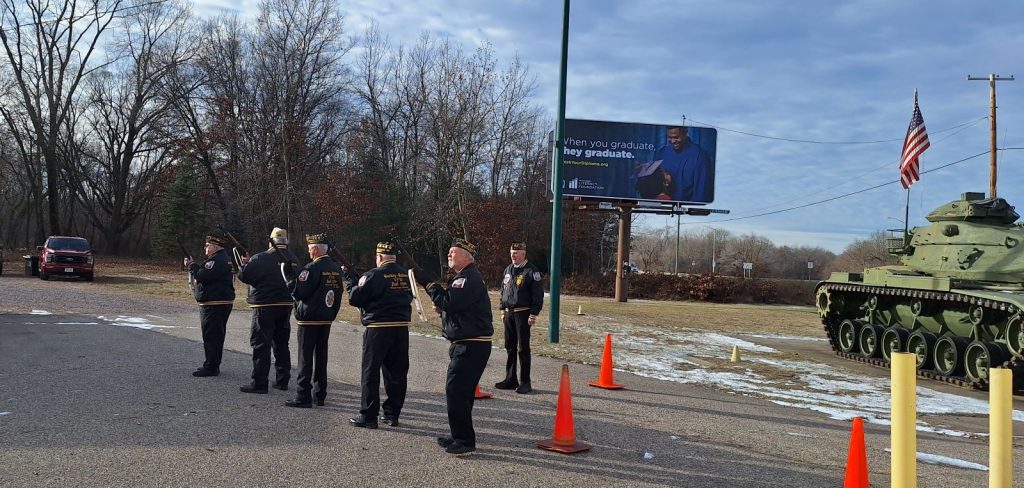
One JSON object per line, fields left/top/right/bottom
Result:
{"left": 925, "top": 192, "right": 1019, "bottom": 224}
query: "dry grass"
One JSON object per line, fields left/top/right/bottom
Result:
{"left": 88, "top": 257, "right": 823, "bottom": 366}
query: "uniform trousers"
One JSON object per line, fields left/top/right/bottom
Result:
{"left": 446, "top": 341, "right": 491, "bottom": 447}
{"left": 249, "top": 305, "right": 292, "bottom": 388}
{"left": 199, "top": 304, "right": 232, "bottom": 370}
{"left": 502, "top": 310, "right": 532, "bottom": 384}
{"left": 359, "top": 327, "right": 410, "bottom": 419}
{"left": 296, "top": 325, "right": 331, "bottom": 402}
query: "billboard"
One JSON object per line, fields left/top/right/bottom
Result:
{"left": 559, "top": 119, "right": 717, "bottom": 205}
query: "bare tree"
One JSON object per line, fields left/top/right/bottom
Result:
{"left": 0, "top": 0, "right": 134, "bottom": 235}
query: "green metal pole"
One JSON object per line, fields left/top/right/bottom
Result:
{"left": 548, "top": 0, "right": 570, "bottom": 343}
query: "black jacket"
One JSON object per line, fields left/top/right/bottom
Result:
{"left": 425, "top": 263, "right": 493, "bottom": 342}
{"left": 499, "top": 261, "right": 544, "bottom": 316}
{"left": 238, "top": 245, "right": 299, "bottom": 306}
{"left": 347, "top": 260, "right": 413, "bottom": 327}
{"left": 287, "top": 255, "right": 342, "bottom": 326}
{"left": 188, "top": 249, "right": 235, "bottom": 305}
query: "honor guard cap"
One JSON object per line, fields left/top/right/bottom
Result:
{"left": 305, "top": 233, "right": 329, "bottom": 245}
{"left": 205, "top": 233, "right": 229, "bottom": 247}
{"left": 376, "top": 241, "right": 398, "bottom": 255}
{"left": 270, "top": 227, "right": 289, "bottom": 244}
{"left": 510, "top": 242, "right": 527, "bottom": 251}
{"left": 451, "top": 238, "right": 477, "bottom": 256}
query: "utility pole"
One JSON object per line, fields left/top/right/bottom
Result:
{"left": 547, "top": 0, "right": 570, "bottom": 343}
{"left": 967, "top": 73, "right": 1014, "bottom": 198}
{"left": 673, "top": 212, "right": 681, "bottom": 274}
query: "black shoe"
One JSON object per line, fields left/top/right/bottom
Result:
{"left": 445, "top": 441, "right": 476, "bottom": 456}
{"left": 350, "top": 417, "right": 378, "bottom": 429}
{"left": 240, "top": 383, "right": 268, "bottom": 394}
{"left": 515, "top": 382, "right": 532, "bottom": 394}
{"left": 192, "top": 368, "right": 219, "bottom": 377}
{"left": 315, "top": 398, "right": 325, "bottom": 406}
{"left": 285, "top": 399, "right": 312, "bottom": 408}
{"left": 272, "top": 384, "right": 288, "bottom": 391}
{"left": 437, "top": 436, "right": 454, "bottom": 448}
{"left": 379, "top": 414, "right": 400, "bottom": 427}
{"left": 494, "top": 379, "right": 518, "bottom": 390}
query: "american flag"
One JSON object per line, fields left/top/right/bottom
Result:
{"left": 899, "top": 91, "right": 930, "bottom": 189}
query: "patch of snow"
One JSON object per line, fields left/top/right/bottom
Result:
{"left": 55, "top": 322, "right": 100, "bottom": 325}
{"left": 0, "top": 411, "right": 11, "bottom": 416}
{"left": 745, "top": 333, "right": 828, "bottom": 342}
{"left": 96, "top": 315, "right": 174, "bottom": 330}
{"left": 643, "top": 452, "right": 654, "bottom": 460}
{"left": 786, "top": 432, "right": 814, "bottom": 438}
{"left": 30, "top": 310, "right": 52, "bottom": 315}
{"left": 884, "top": 448, "right": 988, "bottom": 471}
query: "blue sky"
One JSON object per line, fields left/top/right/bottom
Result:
{"left": 193, "top": 0, "right": 1024, "bottom": 252}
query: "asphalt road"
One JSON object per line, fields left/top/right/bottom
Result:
{"left": 0, "top": 274, "right": 1020, "bottom": 487}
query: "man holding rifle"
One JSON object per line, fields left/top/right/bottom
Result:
{"left": 185, "top": 232, "right": 235, "bottom": 377}
{"left": 413, "top": 238, "right": 492, "bottom": 456}
{"left": 346, "top": 240, "right": 414, "bottom": 429}
{"left": 237, "top": 227, "right": 299, "bottom": 394}
{"left": 283, "top": 233, "right": 342, "bottom": 408}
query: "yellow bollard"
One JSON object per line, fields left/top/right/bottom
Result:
{"left": 989, "top": 368, "right": 1013, "bottom": 488}
{"left": 891, "top": 352, "right": 917, "bottom": 488}
{"left": 730, "top": 345, "right": 741, "bottom": 363}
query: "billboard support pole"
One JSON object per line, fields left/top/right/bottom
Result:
{"left": 548, "top": 0, "right": 570, "bottom": 343}
{"left": 614, "top": 204, "right": 632, "bottom": 302}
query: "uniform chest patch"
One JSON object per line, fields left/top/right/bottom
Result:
{"left": 503, "top": 274, "right": 511, "bottom": 284}
{"left": 452, "top": 278, "right": 467, "bottom": 289}
{"left": 325, "top": 289, "right": 335, "bottom": 308}
{"left": 515, "top": 275, "right": 524, "bottom": 286}
{"left": 533, "top": 272, "right": 542, "bottom": 281}
{"left": 358, "top": 275, "right": 368, "bottom": 287}
{"left": 298, "top": 270, "right": 309, "bottom": 282}
{"left": 204, "top": 261, "right": 214, "bottom": 269}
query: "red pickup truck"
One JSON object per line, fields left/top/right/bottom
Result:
{"left": 38, "top": 236, "right": 95, "bottom": 281}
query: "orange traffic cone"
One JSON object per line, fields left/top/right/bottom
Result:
{"left": 589, "top": 333, "right": 624, "bottom": 390}
{"left": 473, "top": 384, "right": 492, "bottom": 399}
{"left": 537, "top": 364, "right": 591, "bottom": 454}
{"left": 843, "top": 417, "right": 869, "bottom": 488}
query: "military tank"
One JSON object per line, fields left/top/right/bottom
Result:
{"left": 815, "top": 192, "right": 1024, "bottom": 390}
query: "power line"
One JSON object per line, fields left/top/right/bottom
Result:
{"left": 725, "top": 117, "right": 987, "bottom": 215}
{"left": 685, "top": 116, "right": 988, "bottom": 145}
{"left": 695, "top": 150, "right": 990, "bottom": 224}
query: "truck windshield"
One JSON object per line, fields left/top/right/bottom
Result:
{"left": 47, "top": 238, "right": 90, "bottom": 251}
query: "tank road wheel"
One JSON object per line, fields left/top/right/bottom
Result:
{"left": 1005, "top": 315, "right": 1024, "bottom": 356}
{"left": 933, "top": 336, "right": 968, "bottom": 376}
{"left": 964, "top": 341, "right": 1009, "bottom": 383}
{"left": 906, "top": 330, "right": 938, "bottom": 370}
{"left": 881, "top": 327, "right": 910, "bottom": 362}
{"left": 858, "top": 324, "right": 885, "bottom": 358}
{"left": 837, "top": 319, "right": 861, "bottom": 353}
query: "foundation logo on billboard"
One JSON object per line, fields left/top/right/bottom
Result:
{"left": 565, "top": 178, "right": 603, "bottom": 191}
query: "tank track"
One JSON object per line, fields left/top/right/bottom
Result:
{"left": 819, "top": 282, "right": 1024, "bottom": 392}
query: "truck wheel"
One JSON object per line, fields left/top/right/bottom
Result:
{"left": 83, "top": 274, "right": 94, "bottom": 282}
{"left": 39, "top": 271, "right": 49, "bottom": 281}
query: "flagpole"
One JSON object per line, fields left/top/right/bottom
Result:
{"left": 903, "top": 188, "right": 910, "bottom": 239}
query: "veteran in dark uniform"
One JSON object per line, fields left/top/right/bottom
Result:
{"left": 185, "top": 233, "right": 236, "bottom": 377}
{"left": 237, "top": 227, "right": 300, "bottom": 394}
{"left": 283, "top": 233, "right": 342, "bottom": 408}
{"left": 415, "top": 238, "right": 492, "bottom": 456}
{"left": 346, "top": 240, "right": 414, "bottom": 429}
{"left": 495, "top": 242, "right": 544, "bottom": 394}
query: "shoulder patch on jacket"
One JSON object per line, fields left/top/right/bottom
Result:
{"left": 533, "top": 272, "right": 542, "bottom": 281}
{"left": 204, "top": 261, "right": 214, "bottom": 269}
{"left": 452, "top": 277, "right": 467, "bottom": 289}
{"left": 358, "top": 275, "right": 368, "bottom": 287}
{"left": 298, "top": 270, "right": 309, "bottom": 282}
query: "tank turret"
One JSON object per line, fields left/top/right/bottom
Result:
{"left": 895, "top": 192, "right": 1024, "bottom": 283}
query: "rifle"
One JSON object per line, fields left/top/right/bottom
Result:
{"left": 390, "top": 236, "right": 430, "bottom": 322}
{"left": 220, "top": 229, "right": 249, "bottom": 270}
{"left": 268, "top": 239, "right": 298, "bottom": 285}
{"left": 324, "top": 239, "right": 362, "bottom": 280}
{"left": 176, "top": 237, "right": 196, "bottom": 294}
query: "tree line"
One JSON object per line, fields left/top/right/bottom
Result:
{"left": 0, "top": 0, "right": 893, "bottom": 283}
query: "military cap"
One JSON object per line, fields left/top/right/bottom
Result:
{"left": 305, "top": 233, "right": 329, "bottom": 245}
{"left": 270, "top": 227, "right": 289, "bottom": 244}
{"left": 205, "top": 233, "right": 229, "bottom": 247}
{"left": 510, "top": 242, "right": 527, "bottom": 251}
{"left": 451, "top": 238, "right": 477, "bottom": 256}
{"left": 376, "top": 241, "right": 398, "bottom": 255}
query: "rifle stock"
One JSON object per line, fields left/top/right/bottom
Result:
{"left": 325, "top": 240, "right": 362, "bottom": 279}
